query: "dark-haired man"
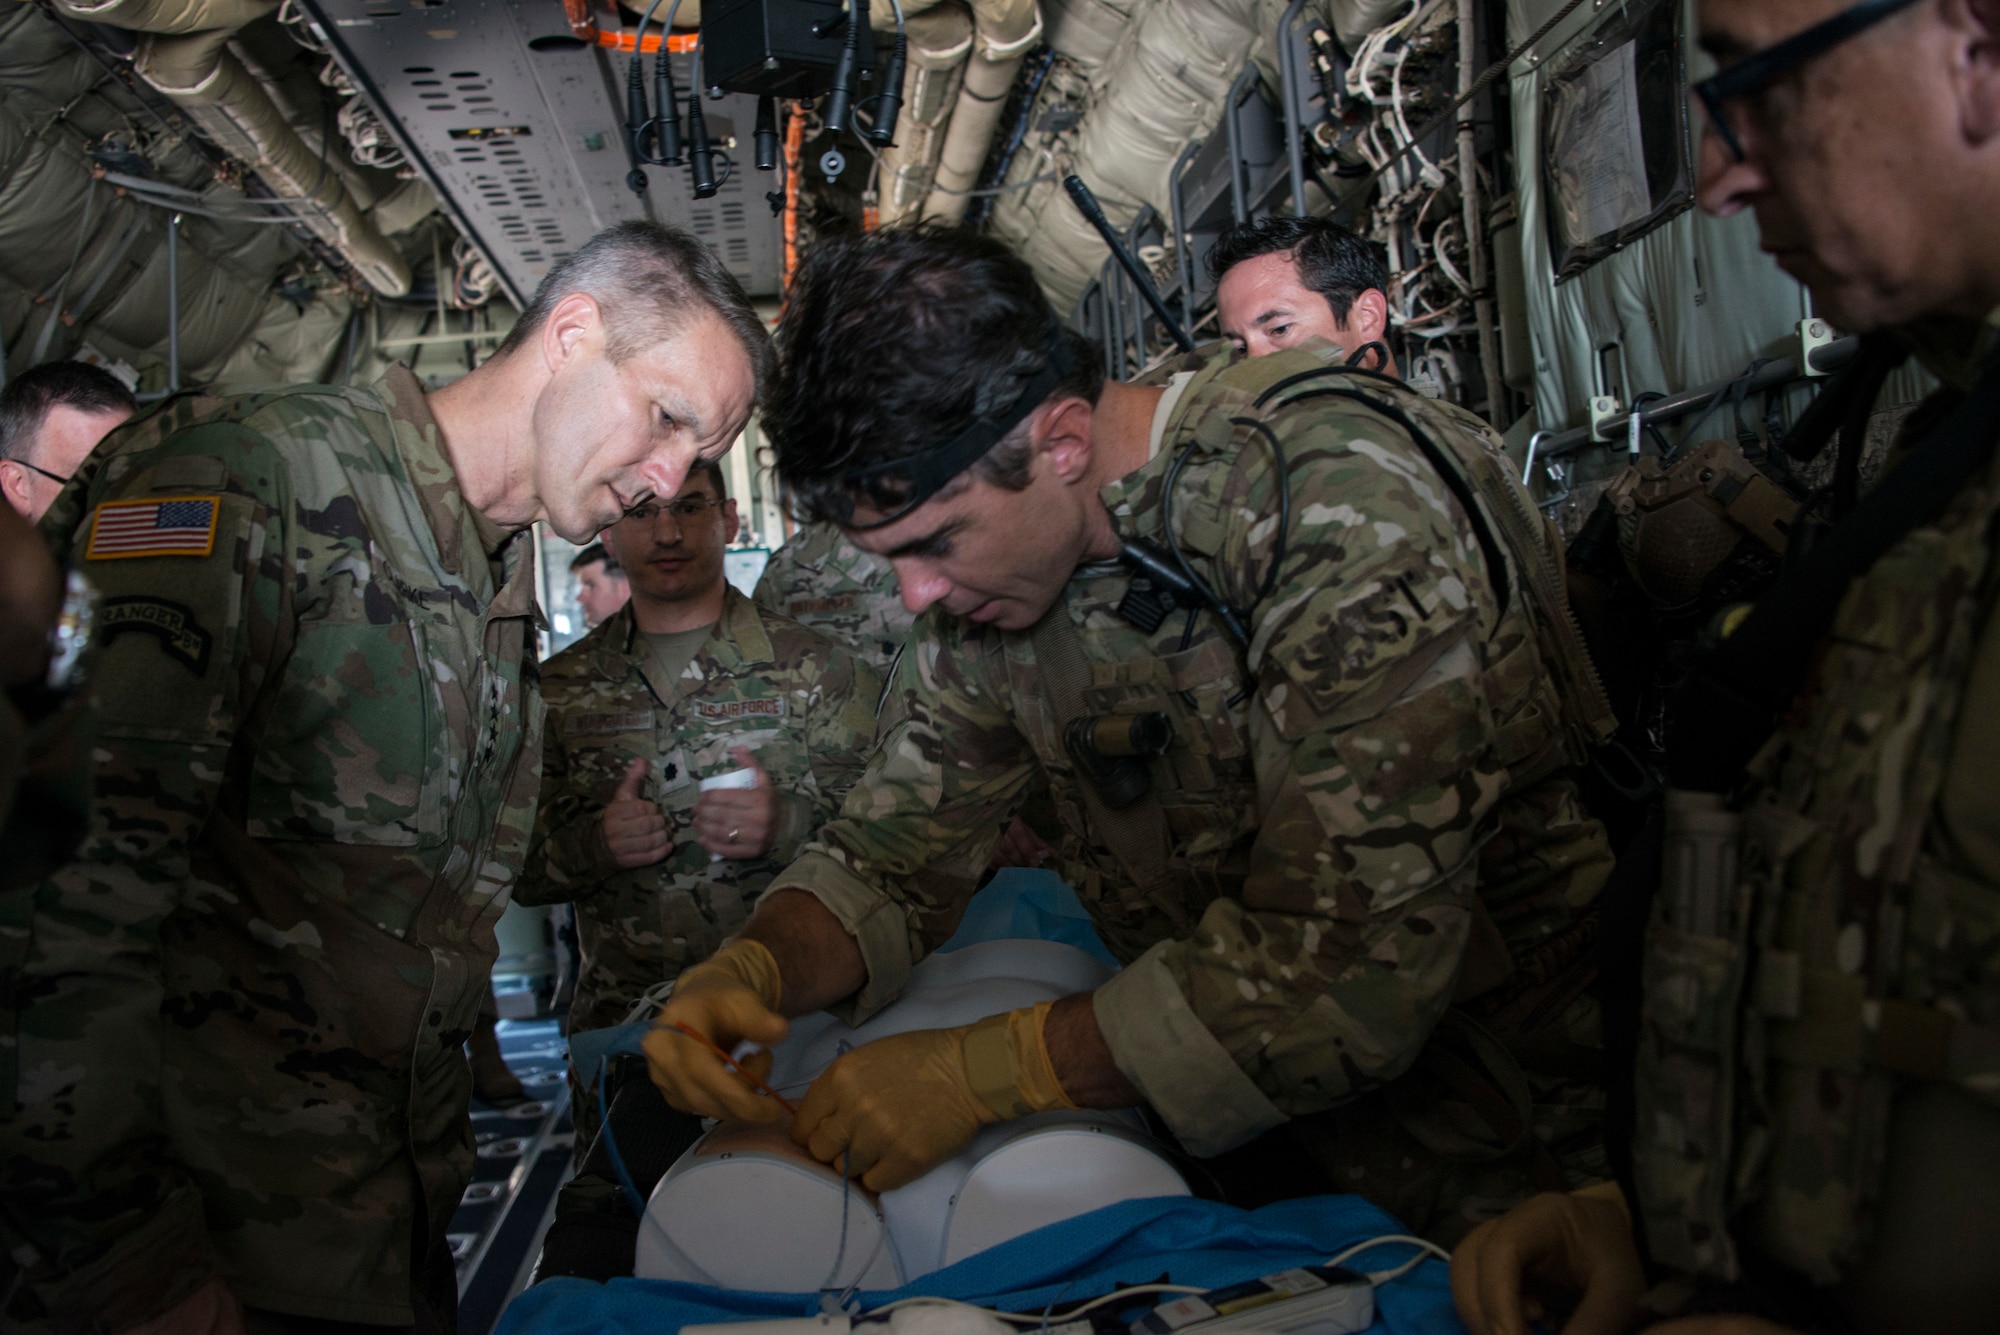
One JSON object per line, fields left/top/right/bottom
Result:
{"left": 571, "top": 541, "right": 632, "bottom": 628}
{"left": 516, "top": 462, "right": 878, "bottom": 1151}
{"left": 0, "top": 360, "right": 135, "bottom": 522}
{"left": 642, "top": 226, "right": 1617, "bottom": 1242}
{"left": 0, "top": 221, "right": 765, "bottom": 1332}
{"left": 1210, "top": 216, "right": 1398, "bottom": 374}
{"left": 1452, "top": 3, "right": 2000, "bottom": 1333}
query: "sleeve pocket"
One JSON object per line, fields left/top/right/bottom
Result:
{"left": 242, "top": 618, "right": 437, "bottom": 846}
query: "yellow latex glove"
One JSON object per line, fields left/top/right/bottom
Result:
{"left": 1450, "top": 1180, "right": 1642, "bottom": 1335}
{"left": 643, "top": 937, "right": 792, "bottom": 1123}
{"left": 792, "top": 1000, "right": 1077, "bottom": 1191}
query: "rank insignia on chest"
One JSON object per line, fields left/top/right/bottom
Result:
{"left": 86, "top": 495, "right": 221, "bottom": 560}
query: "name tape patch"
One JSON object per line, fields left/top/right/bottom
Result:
{"left": 569, "top": 710, "right": 655, "bottom": 736}
{"left": 789, "top": 594, "right": 858, "bottom": 615}
{"left": 695, "top": 698, "right": 785, "bottom": 720}
{"left": 87, "top": 495, "right": 220, "bottom": 560}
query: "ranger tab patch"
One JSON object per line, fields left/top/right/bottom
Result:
{"left": 87, "top": 495, "right": 221, "bottom": 560}
{"left": 98, "top": 596, "right": 213, "bottom": 673}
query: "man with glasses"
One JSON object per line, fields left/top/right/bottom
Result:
{"left": 0, "top": 360, "right": 134, "bottom": 522}
{"left": 1452, "top": 3, "right": 2000, "bottom": 1333}
{"left": 516, "top": 462, "right": 880, "bottom": 1151}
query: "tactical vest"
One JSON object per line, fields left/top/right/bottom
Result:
{"left": 1022, "top": 350, "right": 1614, "bottom": 960}
{"left": 1143, "top": 353, "right": 1613, "bottom": 791}
{"left": 1632, "top": 439, "right": 2000, "bottom": 1285}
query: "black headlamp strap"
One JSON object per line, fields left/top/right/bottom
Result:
{"left": 838, "top": 330, "right": 1074, "bottom": 530}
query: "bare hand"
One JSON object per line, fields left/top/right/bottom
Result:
{"left": 1452, "top": 1187, "right": 1645, "bottom": 1335}
{"left": 695, "top": 747, "right": 779, "bottom": 859}
{"left": 601, "top": 757, "right": 671, "bottom": 867}
{"left": 119, "top": 1278, "right": 245, "bottom": 1335}
{"left": 989, "top": 816, "right": 1055, "bottom": 870}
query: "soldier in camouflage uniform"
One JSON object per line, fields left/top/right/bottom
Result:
{"left": 0, "top": 221, "right": 767, "bottom": 1333}
{"left": 753, "top": 522, "right": 1066, "bottom": 867}
{"left": 516, "top": 465, "right": 878, "bottom": 1149}
{"left": 643, "top": 228, "right": 1616, "bottom": 1241}
{"left": 754, "top": 520, "right": 913, "bottom": 677}
{"left": 1452, "top": 5, "right": 2000, "bottom": 1335}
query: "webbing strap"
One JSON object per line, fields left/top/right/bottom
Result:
{"left": 1028, "top": 600, "right": 1188, "bottom": 928}
{"left": 1670, "top": 361, "right": 2000, "bottom": 792}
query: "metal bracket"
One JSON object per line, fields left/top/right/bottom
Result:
{"left": 1798, "top": 317, "right": 1838, "bottom": 377}
{"left": 1522, "top": 428, "right": 1553, "bottom": 486}
{"left": 1588, "top": 395, "right": 1626, "bottom": 444}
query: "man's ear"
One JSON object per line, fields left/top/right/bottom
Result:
{"left": 1345, "top": 287, "right": 1392, "bottom": 347}
{"left": 1037, "top": 395, "right": 1097, "bottom": 486}
{"left": 0, "top": 463, "right": 31, "bottom": 517}
{"left": 539, "top": 291, "right": 607, "bottom": 373}
{"left": 1950, "top": 0, "right": 2000, "bottom": 141}
{"left": 722, "top": 496, "right": 741, "bottom": 545}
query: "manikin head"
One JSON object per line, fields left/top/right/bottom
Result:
{"left": 569, "top": 543, "right": 631, "bottom": 627}
{"left": 764, "top": 228, "right": 1112, "bottom": 632}
{"left": 1209, "top": 217, "right": 1395, "bottom": 369}
{"left": 1695, "top": 0, "right": 2000, "bottom": 330}
{"left": 0, "top": 361, "right": 135, "bottom": 522}
{"left": 484, "top": 221, "right": 768, "bottom": 542}
{"left": 601, "top": 461, "right": 740, "bottom": 618}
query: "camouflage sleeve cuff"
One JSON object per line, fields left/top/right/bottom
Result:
{"left": 766, "top": 790, "right": 818, "bottom": 866}
{"left": 759, "top": 850, "right": 914, "bottom": 1025}
{"left": 541, "top": 810, "right": 622, "bottom": 889}
{"left": 23, "top": 1180, "right": 215, "bottom": 1333}
{"left": 1094, "top": 944, "right": 1286, "bottom": 1158}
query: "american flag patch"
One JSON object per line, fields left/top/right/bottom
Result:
{"left": 86, "top": 495, "right": 221, "bottom": 560}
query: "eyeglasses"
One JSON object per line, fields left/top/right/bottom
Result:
{"left": 11, "top": 459, "right": 69, "bottom": 486}
{"left": 1692, "top": 0, "right": 1923, "bottom": 163}
{"left": 624, "top": 495, "right": 721, "bottom": 524}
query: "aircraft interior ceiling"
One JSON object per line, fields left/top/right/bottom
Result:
{"left": 4, "top": 0, "right": 1930, "bottom": 479}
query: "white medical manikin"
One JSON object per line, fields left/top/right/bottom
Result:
{"left": 634, "top": 938, "right": 1190, "bottom": 1290}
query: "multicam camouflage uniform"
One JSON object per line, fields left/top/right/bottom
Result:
{"left": 1632, "top": 319, "right": 2000, "bottom": 1327}
{"left": 0, "top": 367, "right": 543, "bottom": 1330}
{"left": 517, "top": 588, "right": 878, "bottom": 1134}
{"left": 753, "top": 520, "right": 914, "bottom": 675}
{"left": 768, "top": 346, "right": 1618, "bottom": 1238}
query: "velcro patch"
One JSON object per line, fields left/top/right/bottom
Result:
{"left": 789, "top": 594, "right": 857, "bottom": 615}
{"left": 98, "top": 595, "right": 213, "bottom": 673}
{"left": 695, "top": 698, "right": 785, "bottom": 720}
{"left": 569, "top": 710, "right": 654, "bottom": 735}
{"left": 87, "top": 495, "right": 220, "bottom": 560}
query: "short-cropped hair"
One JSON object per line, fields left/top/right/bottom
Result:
{"left": 494, "top": 221, "right": 772, "bottom": 396}
{"left": 682, "top": 458, "right": 728, "bottom": 501}
{"left": 1206, "top": 216, "right": 1389, "bottom": 324}
{"left": 0, "top": 360, "right": 135, "bottom": 462}
{"left": 569, "top": 543, "right": 619, "bottom": 573}
{"left": 764, "top": 226, "right": 1103, "bottom": 525}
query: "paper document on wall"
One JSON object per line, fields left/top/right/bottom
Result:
{"left": 1547, "top": 39, "right": 1651, "bottom": 244}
